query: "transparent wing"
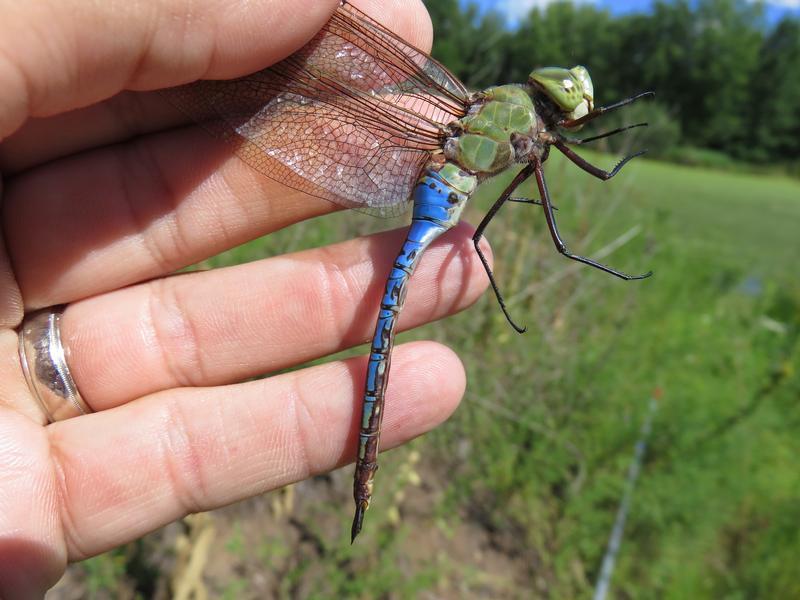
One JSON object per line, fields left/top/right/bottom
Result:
{"left": 163, "top": 1, "right": 471, "bottom": 217}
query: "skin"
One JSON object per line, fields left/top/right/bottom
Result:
{"left": 0, "top": 0, "right": 491, "bottom": 596}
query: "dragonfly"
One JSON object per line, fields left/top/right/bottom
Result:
{"left": 163, "top": 0, "right": 653, "bottom": 542}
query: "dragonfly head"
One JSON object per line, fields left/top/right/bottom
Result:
{"left": 529, "top": 66, "right": 594, "bottom": 126}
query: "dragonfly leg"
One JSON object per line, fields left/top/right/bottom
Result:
{"left": 509, "top": 197, "right": 558, "bottom": 210}
{"left": 352, "top": 169, "right": 473, "bottom": 542}
{"left": 554, "top": 140, "right": 646, "bottom": 182}
{"left": 558, "top": 91, "right": 654, "bottom": 129}
{"left": 564, "top": 122, "right": 648, "bottom": 146}
{"left": 533, "top": 158, "right": 653, "bottom": 281}
{"left": 472, "top": 165, "right": 536, "bottom": 334}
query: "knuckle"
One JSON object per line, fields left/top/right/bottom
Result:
{"left": 147, "top": 276, "right": 205, "bottom": 387}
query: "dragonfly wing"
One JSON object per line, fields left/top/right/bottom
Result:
{"left": 235, "top": 88, "right": 438, "bottom": 216}
{"left": 320, "top": 2, "right": 471, "bottom": 117}
{"left": 163, "top": 1, "right": 470, "bottom": 216}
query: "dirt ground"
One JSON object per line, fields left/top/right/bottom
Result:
{"left": 47, "top": 454, "right": 540, "bottom": 599}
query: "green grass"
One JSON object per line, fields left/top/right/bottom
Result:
{"left": 426, "top": 154, "right": 800, "bottom": 597}
{"left": 215, "top": 153, "right": 800, "bottom": 597}
{"left": 72, "top": 154, "right": 800, "bottom": 597}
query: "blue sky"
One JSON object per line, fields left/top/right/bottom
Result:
{"left": 463, "top": 0, "right": 800, "bottom": 26}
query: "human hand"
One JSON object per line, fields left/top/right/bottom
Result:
{"left": 0, "top": 0, "right": 489, "bottom": 596}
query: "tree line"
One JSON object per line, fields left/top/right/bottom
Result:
{"left": 424, "top": 0, "right": 800, "bottom": 169}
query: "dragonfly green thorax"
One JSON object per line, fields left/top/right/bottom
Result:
{"left": 444, "top": 65, "right": 597, "bottom": 175}
{"left": 445, "top": 84, "right": 539, "bottom": 174}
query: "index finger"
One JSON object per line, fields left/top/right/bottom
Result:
{"left": 0, "top": 0, "right": 433, "bottom": 142}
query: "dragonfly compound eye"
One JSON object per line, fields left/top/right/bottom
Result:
{"left": 528, "top": 67, "right": 584, "bottom": 112}
{"left": 570, "top": 65, "right": 594, "bottom": 111}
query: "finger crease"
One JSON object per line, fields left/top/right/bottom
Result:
{"left": 118, "top": 140, "right": 184, "bottom": 275}
{"left": 317, "top": 246, "right": 360, "bottom": 343}
{"left": 48, "top": 433, "right": 91, "bottom": 560}
{"left": 0, "top": 44, "right": 33, "bottom": 137}
{"left": 124, "top": 14, "right": 157, "bottom": 87}
{"left": 110, "top": 92, "right": 154, "bottom": 139}
{"left": 148, "top": 277, "right": 205, "bottom": 388}
{"left": 160, "top": 397, "right": 208, "bottom": 514}
{"left": 287, "top": 374, "right": 313, "bottom": 480}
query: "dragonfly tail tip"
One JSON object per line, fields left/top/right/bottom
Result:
{"left": 351, "top": 502, "right": 367, "bottom": 543}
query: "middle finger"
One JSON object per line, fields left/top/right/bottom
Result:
{"left": 60, "top": 222, "right": 490, "bottom": 409}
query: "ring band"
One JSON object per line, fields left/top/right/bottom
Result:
{"left": 18, "top": 307, "right": 91, "bottom": 422}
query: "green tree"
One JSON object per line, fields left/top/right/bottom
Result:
{"left": 426, "top": 0, "right": 475, "bottom": 79}
{"left": 688, "top": 0, "right": 763, "bottom": 153}
{"left": 426, "top": 0, "right": 509, "bottom": 89}
{"left": 504, "top": 3, "right": 620, "bottom": 99}
{"left": 748, "top": 18, "right": 800, "bottom": 162}
{"left": 424, "top": 0, "right": 798, "bottom": 167}
{"left": 616, "top": 0, "right": 763, "bottom": 155}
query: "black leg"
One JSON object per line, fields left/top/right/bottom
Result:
{"left": 532, "top": 157, "right": 653, "bottom": 281}
{"left": 508, "top": 197, "right": 557, "bottom": 210}
{"left": 473, "top": 164, "right": 536, "bottom": 333}
{"left": 554, "top": 140, "right": 646, "bottom": 181}
{"left": 565, "top": 122, "right": 648, "bottom": 146}
{"left": 558, "top": 91, "right": 654, "bottom": 129}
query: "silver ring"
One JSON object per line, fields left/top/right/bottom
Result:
{"left": 18, "top": 306, "right": 91, "bottom": 422}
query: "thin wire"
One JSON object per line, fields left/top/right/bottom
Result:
{"left": 593, "top": 396, "right": 659, "bottom": 600}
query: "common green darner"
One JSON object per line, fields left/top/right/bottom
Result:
{"left": 163, "top": 0, "right": 652, "bottom": 542}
